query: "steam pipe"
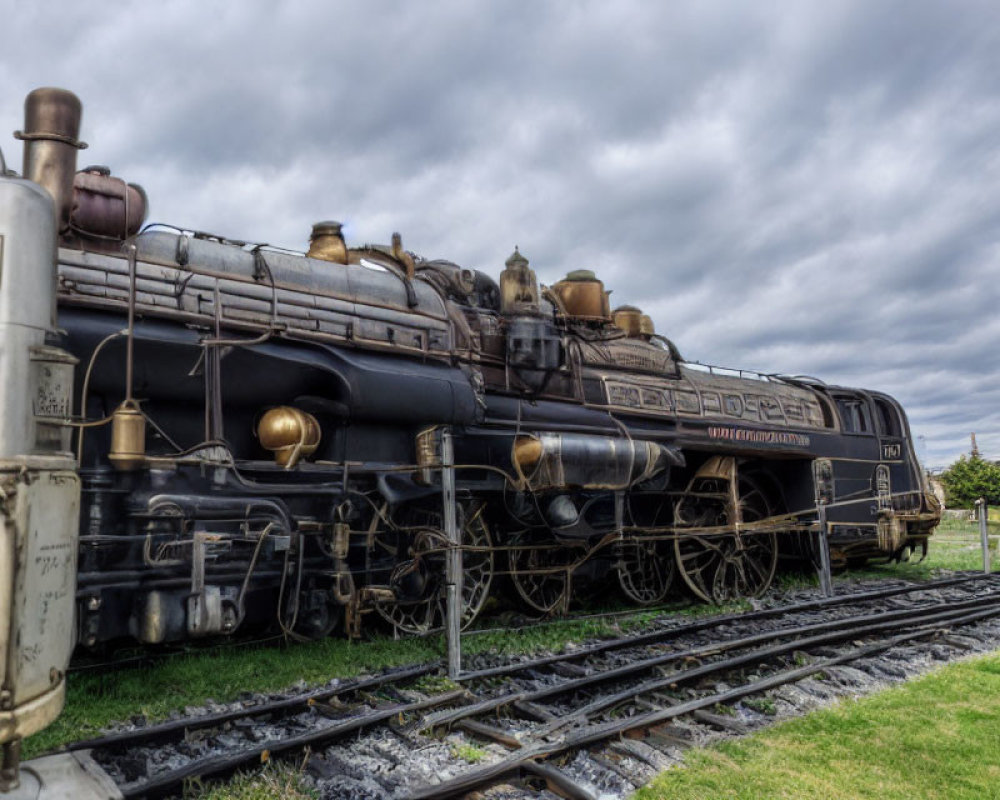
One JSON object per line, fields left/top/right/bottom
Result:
{"left": 14, "top": 87, "right": 87, "bottom": 236}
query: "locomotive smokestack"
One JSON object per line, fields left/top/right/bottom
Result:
{"left": 15, "top": 87, "right": 87, "bottom": 236}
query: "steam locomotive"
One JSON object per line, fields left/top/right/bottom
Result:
{"left": 0, "top": 88, "right": 939, "bottom": 757}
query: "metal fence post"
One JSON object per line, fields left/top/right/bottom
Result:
{"left": 977, "top": 498, "right": 990, "bottom": 574}
{"left": 815, "top": 502, "right": 833, "bottom": 597}
{"left": 441, "top": 429, "right": 462, "bottom": 679}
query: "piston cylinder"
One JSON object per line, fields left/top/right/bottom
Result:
{"left": 512, "top": 433, "right": 684, "bottom": 491}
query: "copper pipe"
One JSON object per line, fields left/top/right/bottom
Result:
{"left": 125, "top": 243, "right": 137, "bottom": 402}
{"left": 15, "top": 88, "right": 87, "bottom": 235}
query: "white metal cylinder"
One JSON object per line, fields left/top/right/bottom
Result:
{"left": 0, "top": 177, "right": 57, "bottom": 458}
{"left": 0, "top": 171, "right": 80, "bottom": 756}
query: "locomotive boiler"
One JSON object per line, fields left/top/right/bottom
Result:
{"left": 0, "top": 88, "right": 940, "bottom": 764}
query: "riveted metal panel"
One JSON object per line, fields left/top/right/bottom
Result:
{"left": 0, "top": 468, "right": 79, "bottom": 742}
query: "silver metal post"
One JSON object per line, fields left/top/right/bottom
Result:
{"left": 816, "top": 503, "right": 833, "bottom": 597}
{"left": 441, "top": 429, "right": 462, "bottom": 679}
{"left": 124, "top": 243, "right": 137, "bottom": 402}
{"left": 977, "top": 498, "right": 990, "bottom": 574}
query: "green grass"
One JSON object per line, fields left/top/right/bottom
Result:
{"left": 742, "top": 696, "right": 776, "bottom": 716}
{"left": 27, "top": 635, "right": 438, "bottom": 758}
{"left": 198, "top": 760, "right": 316, "bottom": 800}
{"left": 634, "top": 651, "right": 1000, "bottom": 800}
{"left": 846, "top": 516, "right": 1000, "bottom": 582}
{"left": 451, "top": 742, "right": 488, "bottom": 763}
{"left": 27, "top": 604, "right": 719, "bottom": 758}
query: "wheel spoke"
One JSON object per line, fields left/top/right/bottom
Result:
{"left": 618, "top": 538, "right": 675, "bottom": 605}
{"left": 375, "top": 504, "right": 494, "bottom": 634}
{"left": 509, "top": 533, "right": 571, "bottom": 614}
{"left": 675, "top": 473, "right": 780, "bottom": 604}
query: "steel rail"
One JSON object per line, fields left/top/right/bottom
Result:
{"left": 533, "top": 597, "right": 1000, "bottom": 736}
{"left": 117, "top": 689, "right": 468, "bottom": 800}
{"left": 458, "top": 573, "right": 990, "bottom": 681}
{"left": 421, "top": 589, "right": 1000, "bottom": 730}
{"left": 407, "top": 603, "right": 1000, "bottom": 799}
{"left": 62, "top": 575, "right": 990, "bottom": 755}
{"left": 61, "top": 663, "right": 435, "bottom": 753}
{"left": 80, "top": 579, "right": 998, "bottom": 799}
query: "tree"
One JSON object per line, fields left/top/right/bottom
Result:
{"left": 939, "top": 455, "right": 1000, "bottom": 508}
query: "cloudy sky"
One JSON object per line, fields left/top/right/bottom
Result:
{"left": 2, "top": 0, "right": 998, "bottom": 467}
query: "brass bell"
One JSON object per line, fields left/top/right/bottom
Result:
{"left": 108, "top": 400, "right": 146, "bottom": 471}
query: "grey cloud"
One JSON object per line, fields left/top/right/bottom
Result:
{"left": 2, "top": 0, "right": 998, "bottom": 467}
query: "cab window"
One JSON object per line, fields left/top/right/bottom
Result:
{"left": 873, "top": 398, "right": 901, "bottom": 437}
{"left": 835, "top": 397, "right": 872, "bottom": 434}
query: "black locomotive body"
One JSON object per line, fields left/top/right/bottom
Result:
{"left": 2, "top": 89, "right": 942, "bottom": 662}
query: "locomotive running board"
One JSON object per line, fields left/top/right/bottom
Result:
{"left": 2, "top": 751, "right": 121, "bottom": 800}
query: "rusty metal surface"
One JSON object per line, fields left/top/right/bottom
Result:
{"left": 71, "top": 168, "right": 147, "bottom": 240}
{"left": 0, "top": 468, "right": 80, "bottom": 744}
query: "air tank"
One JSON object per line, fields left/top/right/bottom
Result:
{"left": 71, "top": 166, "right": 148, "bottom": 240}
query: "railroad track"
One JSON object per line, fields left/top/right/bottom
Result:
{"left": 66, "top": 573, "right": 1000, "bottom": 799}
